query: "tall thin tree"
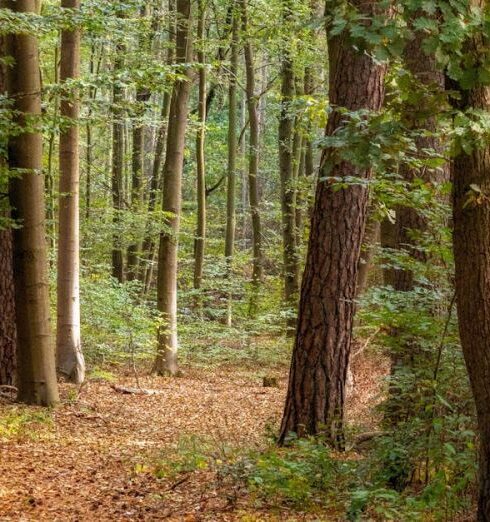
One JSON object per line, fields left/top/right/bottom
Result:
{"left": 155, "top": 0, "right": 193, "bottom": 375}
{"left": 56, "top": 0, "right": 85, "bottom": 384}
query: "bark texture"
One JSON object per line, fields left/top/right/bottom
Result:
{"left": 451, "top": 2, "right": 490, "bottom": 517}
{"left": 155, "top": 0, "right": 192, "bottom": 375}
{"left": 6, "top": 0, "right": 59, "bottom": 405}
{"left": 0, "top": 228, "right": 16, "bottom": 385}
{"left": 279, "top": 0, "right": 386, "bottom": 446}
{"left": 56, "top": 0, "right": 85, "bottom": 384}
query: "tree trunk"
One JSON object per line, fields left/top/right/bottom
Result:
{"left": 6, "top": 0, "right": 59, "bottom": 406}
{"left": 193, "top": 0, "right": 206, "bottom": 292}
{"left": 111, "top": 40, "right": 125, "bottom": 283}
{"left": 56, "top": 0, "right": 85, "bottom": 384}
{"left": 278, "top": 1, "right": 299, "bottom": 328}
{"left": 240, "top": 0, "right": 263, "bottom": 287}
{"left": 155, "top": 0, "right": 192, "bottom": 376}
{"left": 451, "top": 3, "right": 490, "bottom": 517}
{"left": 0, "top": 19, "right": 16, "bottom": 386}
{"left": 127, "top": 5, "right": 151, "bottom": 281}
{"left": 141, "top": 0, "right": 175, "bottom": 293}
{"left": 279, "top": 0, "right": 386, "bottom": 446}
{"left": 224, "top": 2, "right": 238, "bottom": 327}
{"left": 0, "top": 228, "right": 16, "bottom": 385}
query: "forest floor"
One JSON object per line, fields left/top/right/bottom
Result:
{"left": 0, "top": 346, "right": 389, "bottom": 521}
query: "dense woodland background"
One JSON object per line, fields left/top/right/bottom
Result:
{"left": 0, "top": 0, "right": 490, "bottom": 520}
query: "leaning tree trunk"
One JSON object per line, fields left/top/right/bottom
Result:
{"left": 155, "top": 0, "right": 192, "bottom": 376}
{"left": 279, "top": 0, "right": 386, "bottom": 447}
{"left": 6, "top": 0, "right": 59, "bottom": 406}
{"left": 56, "top": 0, "right": 85, "bottom": 384}
{"left": 451, "top": 2, "right": 490, "bottom": 517}
{"left": 240, "top": 0, "right": 263, "bottom": 288}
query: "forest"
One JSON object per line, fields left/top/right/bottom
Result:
{"left": 0, "top": 0, "right": 489, "bottom": 520}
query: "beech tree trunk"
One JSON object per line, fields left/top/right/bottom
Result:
{"left": 6, "top": 0, "right": 59, "bottom": 406}
{"left": 56, "top": 0, "right": 85, "bottom": 384}
{"left": 224, "top": 2, "right": 238, "bottom": 327}
{"left": 193, "top": 0, "right": 206, "bottom": 292}
{"left": 240, "top": 0, "right": 263, "bottom": 286}
{"left": 155, "top": 0, "right": 192, "bottom": 375}
{"left": 451, "top": 3, "right": 490, "bottom": 517}
{"left": 279, "top": 0, "right": 386, "bottom": 446}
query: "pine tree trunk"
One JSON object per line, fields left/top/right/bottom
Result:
{"left": 0, "top": 17, "right": 16, "bottom": 386}
{"left": 56, "top": 0, "right": 85, "bottom": 384}
{"left": 240, "top": 0, "right": 263, "bottom": 288}
{"left": 0, "top": 228, "right": 16, "bottom": 385}
{"left": 155, "top": 0, "right": 192, "bottom": 376}
{"left": 279, "top": 0, "right": 386, "bottom": 446}
{"left": 193, "top": 0, "right": 206, "bottom": 292}
{"left": 6, "top": 0, "right": 59, "bottom": 406}
{"left": 451, "top": 3, "right": 490, "bottom": 517}
{"left": 224, "top": 2, "right": 238, "bottom": 327}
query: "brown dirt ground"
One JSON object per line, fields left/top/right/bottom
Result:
{"left": 0, "top": 349, "right": 389, "bottom": 522}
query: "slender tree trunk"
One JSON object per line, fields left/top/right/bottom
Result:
{"left": 56, "top": 0, "right": 85, "bottom": 384}
{"left": 155, "top": 0, "right": 192, "bottom": 375}
{"left": 279, "top": 0, "right": 386, "bottom": 446}
{"left": 240, "top": 0, "right": 263, "bottom": 288}
{"left": 141, "top": 0, "right": 176, "bottom": 292}
{"left": 451, "top": 3, "right": 490, "bottom": 517}
{"left": 278, "top": 1, "right": 299, "bottom": 327}
{"left": 111, "top": 36, "right": 125, "bottom": 283}
{"left": 127, "top": 5, "right": 151, "bottom": 281}
{"left": 224, "top": 2, "right": 238, "bottom": 327}
{"left": 193, "top": 0, "right": 206, "bottom": 292}
{"left": 6, "top": 0, "right": 59, "bottom": 406}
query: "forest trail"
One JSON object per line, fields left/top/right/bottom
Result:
{"left": 0, "top": 349, "right": 388, "bottom": 521}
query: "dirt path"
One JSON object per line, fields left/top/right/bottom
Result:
{"left": 0, "top": 351, "right": 388, "bottom": 521}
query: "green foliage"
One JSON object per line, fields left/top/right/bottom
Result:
{"left": 0, "top": 408, "right": 53, "bottom": 442}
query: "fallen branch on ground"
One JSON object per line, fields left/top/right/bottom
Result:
{"left": 110, "top": 384, "right": 163, "bottom": 395}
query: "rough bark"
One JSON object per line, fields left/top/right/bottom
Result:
{"left": 279, "top": 0, "right": 386, "bottom": 446}
{"left": 6, "top": 0, "right": 59, "bottom": 406}
{"left": 0, "top": 228, "right": 16, "bottom": 385}
{"left": 155, "top": 0, "right": 192, "bottom": 375}
{"left": 56, "top": 0, "right": 85, "bottom": 384}
{"left": 0, "top": 19, "right": 16, "bottom": 386}
{"left": 451, "top": 2, "right": 490, "bottom": 518}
